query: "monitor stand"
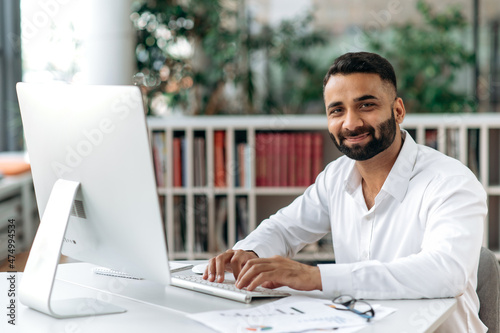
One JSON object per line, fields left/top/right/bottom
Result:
{"left": 19, "top": 179, "right": 126, "bottom": 318}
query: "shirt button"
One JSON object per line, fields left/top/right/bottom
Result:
{"left": 361, "top": 252, "right": 369, "bottom": 260}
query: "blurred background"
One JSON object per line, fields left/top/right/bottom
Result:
{"left": 1, "top": 0, "right": 499, "bottom": 149}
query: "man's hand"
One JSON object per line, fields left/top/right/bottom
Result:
{"left": 235, "top": 255, "right": 322, "bottom": 292}
{"left": 204, "top": 250, "right": 322, "bottom": 292}
{"left": 203, "top": 249, "right": 258, "bottom": 283}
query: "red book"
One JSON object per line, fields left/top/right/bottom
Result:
{"left": 255, "top": 133, "right": 263, "bottom": 186}
{"left": 303, "top": 132, "right": 313, "bottom": 186}
{"left": 173, "top": 137, "right": 182, "bottom": 187}
{"left": 287, "top": 133, "right": 296, "bottom": 187}
{"left": 255, "top": 133, "right": 265, "bottom": 186}
{"left": 279, "top": 133, "right": 287, "bottom": 187}
{"left": 214, "top": 130, "right": 227, "bottom": 187}
{"left": 237, "top": 142, "right": 246, "bottom": 187}
{"left": 271, "top": 133, "right": 279, "bottom": 187}
{"left": 311, "top": 133, "right": 323, "bottom": 182}
{"left": 295, "top": 133, "right": 305, "bottom": 186}
{"left": 260, "top": 133, "right": 270, "bottom": 187}
{"left": 295, "top": 133, "right": 306, "bottom": 186}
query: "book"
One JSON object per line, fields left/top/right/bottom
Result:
{"left": 303, "top": 132, "right": 312, "bottom": 186}
{"left": 158, "top": 195, "right": 165, "bottom": 223}
{"left": 173, "top": 196, "right": 186, "bottom": 252}
{"left": 467, "top": 129, "right": 480, "bottom": 178}
{"left": 271, "top": 133, "right": 279, "bottom": 187}
{"left": 235, "top": 196, "right": 248, "bottom": 242}
{"left": 181, "top": 137, "right": 188, "bottom": 187}
{"left": 288, "top": 133, "right": 296, "bottom": 187}
{"left": 153, "top": 131, "right": 167, "bottom": 187}
{"left": 173, "top": 137, "right": 183, "bottom": 187}
{"left": 194, "top": 195, "right": 208, "bottom": 252}
{"left": 445, "top": 128, "right": 460, "bottom": 160}
{"left": 214, "top": 130, "right": 227, "bottom": 187}
{"left": 256, "top": 133, "right": 266, "bottom": 186}
{"left": 255, "top": 131, "right": 324, "bottom": 187}
{"left": 425, "top": 129, "right": 438, "bottom": 150}
{"left": 214, "top": 196, "right": 228, "bottom": 252}
{"left": 244, "top": 144, "right": 252, "bottom": 188}
{"left": 193, "top": 137, "right": 206, "bottom": 187}
{"left": 152, "top": 134, "right": 162, "bottom": 187}
{"left": 265, "top": 133, "right": 273, "bottom": 186}
{"left": 279, "top": 133, "right": 287, "bottom": 187}
{"left": 311, "top": 132, "right": 323, "bottom": 183}
{"left": 236, "top": 142, "right": 246, "bottom": 187}
{"left": 296, "top": 133, "right": 305, "bottom": 186}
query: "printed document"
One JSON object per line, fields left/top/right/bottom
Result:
{"left": 187, "top": 295, "right": 396, "bottom": 333}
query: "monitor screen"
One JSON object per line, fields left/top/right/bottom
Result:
{"left": 16, "top": 83, "right": 170, "bottom": 318}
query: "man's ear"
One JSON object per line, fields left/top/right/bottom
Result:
{"left": 394, "top": 97, "right": 406, "bottom": 124}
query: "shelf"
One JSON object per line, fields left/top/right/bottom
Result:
{"left": 487, "top": 186, "right": 500, "bottom": 196}
{"left": 253, "top": 187, "right": 308, "bottom": 195}
{"left": 148, "top": 114, "right": 500, "bottom": 261}
{"left": 159, "top": 187, "right": 308, "bottom": 195}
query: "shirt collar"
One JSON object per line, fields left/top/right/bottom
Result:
{"left": 344, "top": 160, "right": 360, "bottom": 195}
{"left": 344, "top": 130, "right": 417, "bottom": 202}
{"left": 382, "top": 130, "right": 417, "bottom": 202}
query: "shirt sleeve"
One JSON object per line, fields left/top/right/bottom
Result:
{"left": 318, "top": 174, "right": 487, "bottom": 299}
{"left": 233, "top": 166, "right": 333, "bottom": 258}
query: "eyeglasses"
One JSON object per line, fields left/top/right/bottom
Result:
{"left": 329, "top": 295, "right": 375, "bottom": 322}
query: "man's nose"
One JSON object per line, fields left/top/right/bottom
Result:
{"left": 343, "top": 110, "right": 363, "bottom": 132}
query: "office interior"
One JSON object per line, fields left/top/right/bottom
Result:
{"left": 0, "top": 0, "right": 500, "bottom": 331}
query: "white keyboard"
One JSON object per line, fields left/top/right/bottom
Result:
{"left": 171, "top": 274, "right": 290, "bottom": 303}
{"left": 92, "top": 267, "right": 144, "bottom": 280}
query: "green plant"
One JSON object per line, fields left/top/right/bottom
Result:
{"left": 131, "top": 0, "right": 328, "bottom": 115}
{"left": 247, "top": 14, "right": 328, "bottom": 114}
{"left": 367, "top": 0, "right": 476, "bottom": 113}
{"left": 131, "top": 0, "right": 241, "bottom": 115}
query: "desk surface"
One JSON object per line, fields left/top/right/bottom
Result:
{"left": 0, "top": 262, "right": 456, "bottom": 333}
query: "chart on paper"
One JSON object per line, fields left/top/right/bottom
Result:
{"left": 219, "top": 305, "right": 307, "bottom": 318}
{"left": 188, "top": 295, "right": 397, "bottom": 333}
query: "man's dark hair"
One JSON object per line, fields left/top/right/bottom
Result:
{"left": 323, "top": 52, "right": 397, "bottom": 96}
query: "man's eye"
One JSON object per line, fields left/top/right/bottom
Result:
{"left": 329, "top": 108, "right": 343, "bottom": 115}
{"left": 361, "top": 103, "right": 375, "bottom": 108}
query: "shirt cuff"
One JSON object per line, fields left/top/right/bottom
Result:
{"left": 232, "top": 240, "right": 273, "bottom": 259}
{"left": 318, "top": 263, "right": 354, "bottom": 298}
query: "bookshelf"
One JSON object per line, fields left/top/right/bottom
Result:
{"left": 147, "top": 113, "right": 500, "bottom": 261}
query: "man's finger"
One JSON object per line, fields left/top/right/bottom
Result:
{"left": 215, "top": 250, "right": 234, "bottom": 282}
{"left": 236, "top": 260, "right": 274, "bottom": 289}
{"left": 230, "top": 250, "right": 250, "bottom": 279}
{"left": 205, "top": 257, "right": 218, "bottom": 281}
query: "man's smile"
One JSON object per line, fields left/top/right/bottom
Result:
{"left": 344, "top": 132, "right": 370, "bottom": 144}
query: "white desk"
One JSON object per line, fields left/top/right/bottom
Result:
{"left": 0, "top": 263, "right": 456, "bottom": 333}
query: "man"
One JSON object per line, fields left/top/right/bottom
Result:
{"left": 204, "top": 52, "right": 487, "bottom": 332}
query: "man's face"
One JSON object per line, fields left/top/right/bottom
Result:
{"left": 324, "top": 73, "right": 399, "bottom": 161}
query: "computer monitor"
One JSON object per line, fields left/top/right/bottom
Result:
{"left": 16, "top": 83, "right": 171, "bottom": 318}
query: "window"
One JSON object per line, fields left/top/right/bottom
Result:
{"left": 0, "top": 0, "right": 22, "bottom": 151}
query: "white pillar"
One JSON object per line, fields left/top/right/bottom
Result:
{"left": 83, "top": 0, "right": 136, "bottom": 85}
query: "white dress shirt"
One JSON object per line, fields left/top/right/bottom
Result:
{"left": 234, "top": 130, "right": 488, "bottom": 333}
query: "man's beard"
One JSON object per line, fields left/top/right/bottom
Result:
{"left": 329, "top": 111, "right": 397, "bottom": 161}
